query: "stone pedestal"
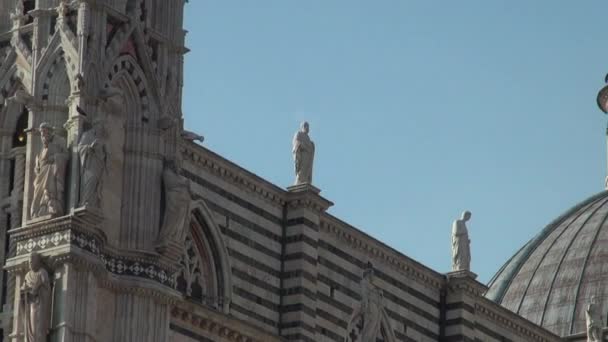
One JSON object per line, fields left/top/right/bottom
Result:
{"left": 280, "top": 183, "right": 332, "bottom": 341}
{"left": 443, "top": 270, "right": 487, "bottom": 342}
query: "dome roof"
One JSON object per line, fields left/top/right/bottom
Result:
{"left": 486, "top": 190, "right": 608, "bottom": 337}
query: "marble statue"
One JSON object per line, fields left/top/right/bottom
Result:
{"left": 20, "top": 252, "right": 51, "bottom": 342}
{"left": 358, "top": 266, "right": 383, "bottom": 341}
{"left": 77, "top": 119, "right": 108, "bottom": 208}
{"left": 157, "top": 161, "right": 192, "bottom": 248}
{"left": 292, "top": 121, "right": 315, "bottom": 185}
{"left": 586, "top": 296, "right": 602, "bottom": 342}
{"left": 30, "top": 123, "right": 69, "bottom": 219}
{"left": 346, "top": 263, "right": 396, "bottom": 342}
{"left": 451, "top": 211, "right": 472, "bottom": 272}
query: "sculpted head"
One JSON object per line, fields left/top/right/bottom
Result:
{"left": 461, "top": 211, "right": 472, "bottom": 221}
{"left": 29, "top": 252, "right": 42, "bottom": 272}
{"left": 39, "top": 123, "right": 53, "bottom": 147}
{"left": 300, "top": 121, "right": 310, "bottom": 134}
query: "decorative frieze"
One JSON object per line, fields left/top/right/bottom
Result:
{"left": 474, "top": 299, "right": 561, "bottom": 342}
{"left": 170, "top": 305, "right": 281, "bottom": 342}
{"left": 180, "top": 144, "right": 287, "bottom": 208}
{"left": 320, "top": 215, "right": 445, "bottom": 290}
{"left": 8, "top": 213, "right": 177, "bottom": 290}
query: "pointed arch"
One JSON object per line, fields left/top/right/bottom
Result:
{"left": 177, "top": 200, "right": 232, "bottom": 314}
{"left": 106, "top": 55, "right": 153, "bottom": 122}
{"left": 0, "top": 77, "right": 27, "bottom": 133}
{"left": 37, "top": 47, "right": 73, "bottom": 109}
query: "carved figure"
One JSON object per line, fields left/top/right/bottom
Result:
{"left": 586, "top": 296, "right": 602, "bottom": 342}
{"left": 346, "top": 263, "right": 397, "bottom": 342}
{"left": 11, "top": 0, "right": 25, "bottom": 26}
{"left": 78, "top": 119, "right": 107, "bottom": 208}
{"left": 292, "top": 121, "right": 315, "bottom": 185}
{"left": 452, "top": 211, "right": 472, "bottom": 271}
{"left": 20, "top": 252, "right": 51, "bottom": 342}
{"left": 30, "top": 123, "right": 68, "bottom": 219}
{"left": 157, "top": 161, "right": 192, "bottom": 248}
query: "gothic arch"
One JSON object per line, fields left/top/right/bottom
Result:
{"left": 106, "top": 55, "right": 153, "bottom": 122}
{"left": 36, "top": 47, "right": 75, "bottom": 103}
{"left": 177, "top": 200, "right": 232, "bottom": 314}
{"left": 0, "top": 76, "right": 25, "bottom": 133}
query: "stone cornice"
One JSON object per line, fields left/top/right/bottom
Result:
{"left": 171, "top": 305, "right": 283, "bottom": 342}
{"left": 446, "top": 271, "right": 487, "bottom": 297}
{"left": 475, "top": 298, "right": 561, "bottom": 342}
{"left": 180, "top": 142, "right": 287, "bottom": 208}
{"left": 320, "top": 214, "right": 445, "bottom": 290}
{"left": 286, "top": 184, "right": 333, "bottom": 213}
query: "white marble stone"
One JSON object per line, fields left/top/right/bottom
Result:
{"left": 452, "top": 211, "right": 472, "bottom": 272}
{"left": 30, "top": 123, "right": 68, "bottom": 219}
{"left": 292, "top": 121, "right": 315, "bottom": 185}
{"left": 20, "top": 253, "right": 51, "bottom": 342}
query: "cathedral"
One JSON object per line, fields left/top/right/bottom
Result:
{"left": 0, "top": 1, "right": 605, "bottom": 341}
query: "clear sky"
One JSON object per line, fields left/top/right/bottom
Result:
{"left": 182, "top": 1, "right": 608, "bottom": 283}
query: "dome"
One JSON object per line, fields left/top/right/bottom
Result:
{"left": 486, "top": 190, "right": 608, "bottom": 337}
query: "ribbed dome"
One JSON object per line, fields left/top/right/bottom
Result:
{"left": 486, "top": 191, "right": 608, "bottom": 337}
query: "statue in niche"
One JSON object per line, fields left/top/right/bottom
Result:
{"left": 157, "top": 160, "right": 193, "bottom": 249}
{"left": 77, "top": 119, "right": 108, "bottom": 209}
{"left": 20, "top": 252, "right": 51, "bottom": 342}
{"left": 292, "top": 121, "right": 315, "bottom": 185}
{"left": 451, "top": 211, "right": 472, "bottom": 272}
{"left": 30, "top": 123, "right": 69, "bottom": 219}
{"left": 346, "top": 263, "right": 397, "bottom": 342}
{"left": 586, "top": 296, "right": 602, "bottom": 342}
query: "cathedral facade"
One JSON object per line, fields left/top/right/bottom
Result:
{"left": 0, "top": 1, "right": 603, "bottom": 341}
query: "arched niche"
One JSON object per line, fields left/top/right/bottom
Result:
{"left": 106, "top": 55, "right": 154, "bottom": 124}
{"left": 36, "top": 48, "right": 71, "bottom": 128}
{"left": 175, "top": 201, "right": 232, "bottom": 314}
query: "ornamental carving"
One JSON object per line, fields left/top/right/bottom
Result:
{"left": 177, "top": 233, "right": 202, "bottom": 298}
{"left": 346, "top": 263, "right": 397, "bottom": 342}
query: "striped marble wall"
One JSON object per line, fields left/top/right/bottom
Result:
{"left": 178, "top": 143, "right": 561, "bottom": 342}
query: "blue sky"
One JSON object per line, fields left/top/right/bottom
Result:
{"left": 182, "top": 1, "right": 608, "bottom": 283}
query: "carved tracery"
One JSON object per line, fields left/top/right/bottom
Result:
{"left": 175, "top": 211, "right": 231, "bottom": 312}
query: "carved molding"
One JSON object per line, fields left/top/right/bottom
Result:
{"left": 320, "top": 215, "right": 445, "bottom": 290}
{"left": 170, "top": 306, "right": 280, "bottom": 342}
{"left": 180, "top": 144, "right": 287, "bottom": 208}
{"left": 474, "top": 299, "right": 561, "bottom": 342}
{"left": 446, "top": 271, "right": 486, "bottom": 297}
